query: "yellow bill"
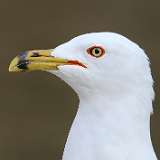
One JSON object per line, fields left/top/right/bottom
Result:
{"left": 9, "top": 49, "right": 86, "bottom": 72}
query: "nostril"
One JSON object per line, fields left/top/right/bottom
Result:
{"left": 31, "top": 52, "right": 40, "bottom": 57}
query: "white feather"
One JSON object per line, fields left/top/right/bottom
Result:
{"left": 49, "top": 32, "right": 157, "bottom": 160}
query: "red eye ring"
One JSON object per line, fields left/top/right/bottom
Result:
{"left": 87, "top": 46, "right": 105, "bottom": 58}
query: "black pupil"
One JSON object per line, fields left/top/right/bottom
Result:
{"left": 94, "top": 48, "right": 100, "bottom": 54}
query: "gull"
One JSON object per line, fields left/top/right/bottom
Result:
{"left": 9, "top": 32, "right": 157, "bottom": 160}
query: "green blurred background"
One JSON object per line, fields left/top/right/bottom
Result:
{"left": 0, "top": 0, "right": 159, "bottom": 159}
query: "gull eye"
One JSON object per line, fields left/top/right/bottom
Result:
{"left": 87, "top": 46, "right": 105, "bottom": 58}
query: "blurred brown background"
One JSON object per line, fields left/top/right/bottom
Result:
{"left": 0, "top": 0, "right": 160, "bottom": 159}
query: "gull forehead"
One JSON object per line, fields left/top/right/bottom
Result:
{"left": 69, "top": 32, "right": 140, "bottom": 48}
{"left": 53, "top": 32, "right": 147, "bottom": 61}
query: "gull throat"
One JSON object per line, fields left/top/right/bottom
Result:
{"left": 62, "top": 92, "right": 156, "bottom": 160}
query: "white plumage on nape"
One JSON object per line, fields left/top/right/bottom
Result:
{"left": 9, "top": 32, "right": 157, "bottom": 160}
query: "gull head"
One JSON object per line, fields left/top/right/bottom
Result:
{"left": 9, "top": 32, "right": 154, "bottom": 99}
{"left": 8, "top": 32, "right": 156, "bottom": 160}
